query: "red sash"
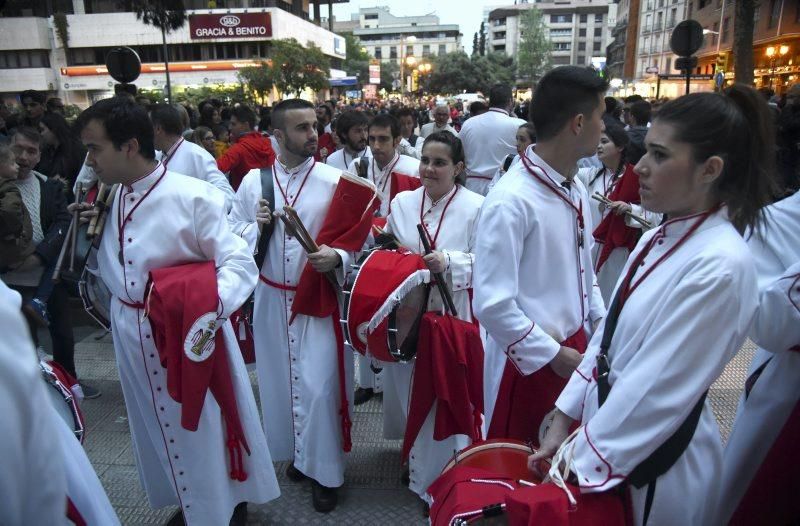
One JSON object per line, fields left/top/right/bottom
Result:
{"left": 487, "top": 327, "right": 587, "bottom": 447}
{"left": 402, "top": 312, "right": 484, "bottom": 461}
{"left": 729, "top": 397, "right": 800, "bottom": 525}
{"left": 145, "top": 261, "right": 250, "bottom": 481}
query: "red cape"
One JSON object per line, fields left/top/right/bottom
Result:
{"left": 593, "top": 164, "right": 642, "bottom": 271}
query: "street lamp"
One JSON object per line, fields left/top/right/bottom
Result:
{"left": 417, "top": 62, "right": 432, "bottom": 94}
{"left": 399, "top": 35, "right": 417, "bottom": 97}
{"left": 766, "top": 44, "right": 790, "bottom": 90}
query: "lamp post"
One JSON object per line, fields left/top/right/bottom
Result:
{"left": 766, "top": 44, "right": 790, "bottom": 91}
{"left": 399, "top": 35, "right": 417, "bottom": 97}
{"left": 417, "top": 62, "right": 432, "bottom": 94}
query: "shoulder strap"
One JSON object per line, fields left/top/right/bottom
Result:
{"left": 356, "top": 157, "right": 369, "bottom": 179}
{"left": 254, "top": 167, "right": 275, "bottom": 270}
{"left": 502, "top": 154, "right": 515, "bottom": 172}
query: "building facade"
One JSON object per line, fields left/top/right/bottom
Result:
{"left": 333, "top": 7, "right": 461, "bottom": 67}
{"left": 487, "top": 0, "right": 617, "bottom": 68}
{"left": 692, "top": 0, "right": 800, "bottom": 95}
{"left": 0, "top": 0, "right": 347, "bottom": 107}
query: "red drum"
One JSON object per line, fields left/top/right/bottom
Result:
{"left": 341, "top": 249, "right": 430, "bottom": 362}
{"left": 40, "top": 360, "right": 86, "bottom": 443}
{"left": 442, "top": 439, "right": 542, "bottom": 484}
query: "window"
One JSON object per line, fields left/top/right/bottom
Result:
{"left": 579, "top": 42, "right": 586, "bottom": 51}
{"left": 553, "top": 42, "right": 572, "bottom": 51}
{"left": 722, "top": 16, "right": 730, "bottom": 42}
{"left": 577, "top": 55, "right": 586, "bottom": 64}
{"left": 422, "top": 44, "right": 430, "bottom": 57}
{"left": 579, "top": 28, "right": 587, "bottom": 36}
{"left": 551, "top": 14, "right": 572, "bottom": 23}
{"left": 593, "top": 41, "right": 602, "bottom": 52}
{"left": 711, "top": 21, "right": 719, "bottom": 46}
{"left": 364, "top": 13, "right": 378, "bottom": 20}
{"left": 390, "top": 47, "right": 397, "bottom": 59}
{"left": 0, "top": 50, "right": 50, "bottom": 69}
{"left": 438, "top": 44, "right": 446, "bottom": 55}
{"left": 552, "top": 56, "right": 571, "bottom": 65}
{"left": 666, "top": 57, "right": 672, "bottom": 72}
{"left": 374, "top": 47, "right": 382, "bottom": 59}
{"left": 595, "top": 13, "right": 604, "bottom": 22}
{"left": 580, "top": 14, "right": 588, "bottom": 23}
{"left": 594, "top": 27, "right": 602, "bottom": 37}
{"left": 768, "top": 0, "right": 781, "bottom": 28}
{"left": 550, "top": 28, "right": 572, "bottom": 37}
{"left": 406, "top": 45, "right": 413, "bottom": 56}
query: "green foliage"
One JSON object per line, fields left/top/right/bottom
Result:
{"left": 237, "top": 38, "right": 331, "bottom": 99}
{"left": 478, "top": 22, "right": 486, "bottom": 57}
{"left": 380, "top": 61, "right": 399, "bottom": 92}
{"left": 53, "top": 12, "right": 69, "bottom": 50}
{"left": 132, "top": 0, "right": 187, "bottom": 32}
{"left": 342, "top": 33, "right": 371, "bottom": 85}
{"left": 428, "top": 51, "right": 516, "bottom": 94}
{"left": 517, "top": 6, "right": 552, "bottom": 83}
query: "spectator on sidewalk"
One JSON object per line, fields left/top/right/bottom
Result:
{"left": 217, "top": 105, "right": 276, "bottom": 191}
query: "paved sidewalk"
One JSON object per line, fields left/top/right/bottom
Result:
{"left": 60, "top": 303, "right": 754, "bottom": 526}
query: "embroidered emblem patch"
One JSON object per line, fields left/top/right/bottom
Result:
{"left": 357, "top": 321, "right": 369, "bottom": 344}
{"left": 184, "top": 312, "right": 218, "bottom": 362}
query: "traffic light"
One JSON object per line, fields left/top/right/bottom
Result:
{"left": 715, "top": 52, "right": 729, "bottom": 73}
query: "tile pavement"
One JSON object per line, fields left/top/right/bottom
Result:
{"left": 57, "top": 304, "right": 755, "bottom": 525}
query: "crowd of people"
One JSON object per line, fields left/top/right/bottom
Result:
{"left": 1, "top": 70, "right": 799, "bottom": 526}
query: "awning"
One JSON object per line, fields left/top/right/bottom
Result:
{"left": 330, "top": 76, "right": 358, "bottom": 87}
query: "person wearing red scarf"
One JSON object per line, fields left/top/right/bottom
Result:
{"left": 217, "top": 105, "right": 275, "bottom": 191}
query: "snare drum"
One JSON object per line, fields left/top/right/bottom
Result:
{"left": 441, "top": 439, "right": 541, "bottom": 483}
{"left": 341, "top": 249, "right": 430, "bottom": 362}
{"left": 78, "top": 267, "right": 112, "bottom": 331}
{"left": 40, "top": 360, "right": 85, "bottom": 443}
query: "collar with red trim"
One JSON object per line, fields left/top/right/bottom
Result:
{"left": 658, "top": 205, "right": 728, "bottom": 239}
{"left": 126, "top": 161, "right": 164, "bottom": 192}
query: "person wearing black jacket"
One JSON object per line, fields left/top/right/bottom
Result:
{"left": 1, "top": 126, "right": 100, "bottom": 398}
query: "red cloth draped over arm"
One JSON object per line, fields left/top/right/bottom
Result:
{"left": 593, "top": 164, "right": 643, "bottom": 271}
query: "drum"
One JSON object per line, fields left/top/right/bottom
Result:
{"left": 341, "top": 249, "right": 430, "bottom": 362}
{"left": 78, "top": 266, "right": 112, "bottom": 331}
{"left": 40, "top": 360, "right": 85, "bottom": 443}
{"left": 441, "top": 439, "right": 542, "bottom": 483}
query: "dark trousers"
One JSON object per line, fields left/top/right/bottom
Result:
{"left": 15, "top": 282, "right": 77, "bottom": 378}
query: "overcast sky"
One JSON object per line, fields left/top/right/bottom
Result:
{"left": 332, "top": 1, "right": 511, "bottom": 55}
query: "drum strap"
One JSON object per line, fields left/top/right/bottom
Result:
{"left": 255, "top": 167, "right": 276, "bottom": 271}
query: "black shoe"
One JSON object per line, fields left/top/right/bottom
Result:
{"left": 311, "top": 480, "right": 338, "bottom": 513}
{"left": 164, "top": 509, "right": 185, "bottom": 526}
{"left": 230, "top": 502, "right": 247, "bottom": 526}
{"left": 353, "top": 387, "right": 374, "bottom": 406}
{"left": 80, "top": 382, "right": 102, "bottom": 400}
{"left": 285, "top": 463, "right": 308, "bottom": 482}
{"left": 421, "top": 500, "right": 430, "bottom": 518}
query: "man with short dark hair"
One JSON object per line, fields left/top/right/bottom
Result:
{"left": 625, "top": 99, "right": 651, "bottom": 165}
{"left": 474, "top": 66, "right": 607, "bottom": 446}
{"left": 326, "top": 110, "right": 370, "bottom": 171}
{"left": 150, "top": 103, "right": 234, "bottom": 209}
{"left": 0, "top": 127, "right": 99, "bottom": 397}
{"left": 316, "top": 104, "right": 333, "bottom": 134}
{"left": 46, "top": 97, "right": 65, "bottom": 116}
{"left": 228, "top": 98, "right": 357, "bottom": 513}
{"left": 75, "top": 97, "right": 279, "bottom": 525}
{"left": 6, "top": 90, "right": 46, "bottom": 131}
{"left": 396, "top": 107, "right": 424, "bottom": 157}
{"left": 217, "top": 104, "right": 275, "bottom": 191}
{"left": 459, "top": 83, "right": 527, "bottom": 195}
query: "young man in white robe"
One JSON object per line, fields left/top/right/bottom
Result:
{"left": 348, "top": 113, "right": 420, "bottom": 405}
{"left": 325, "top": 110, "right": 370, "bottom": 172}
{"left": 458, "top": 83, "right": 526, "bottom": 196}
{"left": 228, "top": 99, "right": 355, "bottom": 513}
{"left": 74, "top": 97, "right": 279, "bottom": 526}
{"left": 150, "top": 103, "right": 235, "bottom": 211}
{"left": 473, "top": 66, "right": 607, "bottom": 447}
{"left": 709, "top": 189, "right": 800, "bottom": 525}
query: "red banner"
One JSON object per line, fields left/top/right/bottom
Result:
{"left": 189, "top": 13, "right": 272, "bottom": 40}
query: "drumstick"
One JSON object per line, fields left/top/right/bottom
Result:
{"left": 52, "top": 219, "right": 75, "bottom": 281}
{"left": 591, "top": 193, "right": 653, "bottom": 229}
{"left": 92, "top": 184, "right": 118, "bottom": 239}
{"left": 417, "top": 224, "right": 458, "bottom": 317}
{"left": 276, "top": 212, "right": 338, "bottom": 289}
{"left": 68, "top": 184, "right": 83, "bottom": 273}
{"left": 86, "top": 183, "right": 107, "bottom": 237}
{"left": 283, "top": 206, "right": 319, "bottom": 252}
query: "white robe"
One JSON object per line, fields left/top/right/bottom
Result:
{"left": 458, "top": 108, "right": 526, "bottom": 196}
{"left": 473, "top": 148, "right": 606, "bottom": 431}
{"left": 709, "top": 191, "right": 800, "bottom": 525}
{"left": 325, "top": 146, "right": 370, "bottom": 173}
{"left": 156, "top": 137, "right": 235, "bottom": 211}
{"left": 555, "top": 208, "right": 758, "bottom": 526}
{"left": 96, "top": 164, "right": 279, "bottom": 525}
{"left": 381, "top": 185, "right": 484, "bottom": 499}
{"left": 228, "top": 159, "right": 354, "bottom": 488}
{"left": 348, "top": 151, "right": 420, "bottom": 391}
{"left": 0, "top": 282, "right": 68, "bottom": 526}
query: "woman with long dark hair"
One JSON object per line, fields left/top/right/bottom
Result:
{"left": 529, "top": 85, "right": 776, "bottom": 525}
{"left": 37, "top": 112, "right": 86, "bottom": 194}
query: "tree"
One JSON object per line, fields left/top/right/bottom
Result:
{"left": 342, "top": 33, "right": 371, "bottom": 85}
{"left": 472, "top": 32, "right": 479, "bottom": 57}
{"left": 478, "top": 22, "right": 487, "bottom": 57}
{"left": 428, "top": 51, "right": 516, "bottom": 94}
{"left": 733, "top": 0, "right": 755, "bottom": 85}
{"left": 237, "top": 61, "right": 274, "bottom": 104}
{"left": 517, "top": 6, "right": 552, "bottom": 85}
{"left": 268, "top": 38, "right": 331, "bottom": 97}
{"left": 380, "top": 61, "right": 399, "bottom": 92}
{"left": 132, "top": 0, "right": 188, "bottom": 104}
